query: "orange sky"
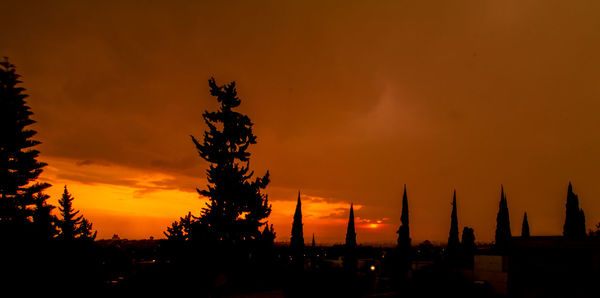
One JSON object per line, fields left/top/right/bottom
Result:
{"left": 3, "top": 0, "right": 600, "bottom": 244}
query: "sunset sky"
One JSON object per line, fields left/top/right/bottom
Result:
{"left": 2, "top": 0, "right": 600, "bottom": 244}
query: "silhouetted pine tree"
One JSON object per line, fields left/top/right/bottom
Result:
{"left": 521, "top": 212, "right": 530, "bottom": 238}
{"left": 192, "top": 78, "right": 271, "bottom": 244}
{"left": 164, "top": 220, "right": 185, "bottom": 241}
{"left": 76, "top": 218, "right": 97, "bottom": 241}
{"left": 344, "top": 203, "right": 357, "bottom": 273}
{"left": 446, "top": 190, "right": 460, "bottom": 261}
{"left": 58, "top": 186, "right": 83, "bottom": 241}
{"left": 0, "top": 58, "right": 50, "bottom": 239}
{"left": 290, "top": 191, "right": 304, "bottom": 267}
{"left": 164, "top": 212, "right": 195, "bottom": 241}
{"left": 396, "top": 184, "right": 411, "bottom": 279}
{"left": 495, "top": 186, "right": 511, "bottom": 252}
{"left": 563, "top": 182, "right": 586, "bottom": 239}
{"left": 461, "top": 227, "right": 475, "bottom": 269}
{"left": 32, "top": 192, "right": 58, "bottom": 240}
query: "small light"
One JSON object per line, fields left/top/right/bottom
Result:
{"left": 370, "top": 265, "right": 376, "bottom": 271}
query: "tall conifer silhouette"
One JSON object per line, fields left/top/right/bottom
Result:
{"left": 58, "top": 186, "right": 83, "bottom": 240}
{"left": 521, "top": 212, "right": 530, "bottom": 238}
{"left": 397, "top": 184, "right": 411, "bottom": 249}
{"left": 192, "top": 78, "right": 271, "bottom": 243}
{"left": 57, "top": 186, "right": 96, "bottom": 240}
{"left": 0, "top": 58, "right": 50, "bottom": 238}
{"left": 344, "top": 203, "right": 357, "bottom": 273}
{"left": 396, "top": 185, "right": 411, "bottom": 279}
{"left": 563, "top": 182, "right": 586, "bottom": 239}
{"left": 346, "top": 203, "right": 357, "bottom": 248}
{"left": 290, "top": 191, "right": 304, "bottom": 266}
{"left": 495, "top": 185, "right": 512, "bottom": 251}
{"left": 446, "top": 190, "right": 460, "bottom": 260}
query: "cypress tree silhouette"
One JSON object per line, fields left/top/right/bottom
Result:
{"left": 346, "top": 203, "right": 357, "bottom": 248}
{"left": 495, "top": 185, "right": 511, "bottom": 252}
{"left": 397, "top": 184, "right": 411, "bottom": 249}
{"left": 563, "top": 182, "right": 586, "bottom": 239}
{"left": 446, "top": 190, "right": 460, "bottom": 260}
{"left": 461, "top": 227, "right": 475, "bottom": 269}
{"left": 521, "top": 212, "right": 530, "bottom": 238}
{"left": 0, "top": 58, "right": 50, "bottom": 239}
{"left": 344, "top": 203, "right": 358, "bottom": 274}
{"left": 396, "top": 184, "right": 411, "bottom": 279}
{"left": 191, "top": 78, "right": 271, "bottom": 244}
{"left": 290, "top": 191, "right": 304, "bottom": 266}
{"left": 311, "top": 233, "right": 315, "bottom": 249}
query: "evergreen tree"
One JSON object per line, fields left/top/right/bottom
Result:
{"left": 0, "top": 58, "right": 50, "bottom": 238}
{"left": 396, "top": 184, "right": 411, "bottom": 279}
{"left": 495, "top": 185, "right": 511, "bottom": 252}
{"left": 563, "top": 182, "right": 586, "bottom": 239}
{"left": 521, "top": 212, "right": 530, "bottom": 238}
{"left": 290, "top": 191, "right": 304, "bottom": 265}
{"left": 192, "top": 78, "right": 271, "bottom": 244}
{"left": 164, "top": 212, "right": 195, "bottom": 241}
{"left": 76, "top": 217, "right": 97, "bottom": 241}
{"left": 58, "top": 186, "right": 83, "bottom": 240}
{"left": 344, "top": 203, "right": 357, "bottom": 273}
{"left": 311, "top": 233, "right": 315, "bottom": 250}
{"left": 461, "top": 227, "right": 475, "bottom": 269}
{"left": 446, "top": 190, "right": 460, "bottom": 260}
{"left": 397, "top": 184, "right": 411, "bottom": 249}
{"left": 32, "top": 192, "right": 58, "bottom": 240}
{"left": 164, "top": 220, "right": 185, "bottom": 241}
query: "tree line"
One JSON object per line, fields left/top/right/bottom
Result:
{"left": 163, "top": 73, "right": 596, "bottom": 283}
{"left": 0, "top": 58, "right": 96, "bottom": 242}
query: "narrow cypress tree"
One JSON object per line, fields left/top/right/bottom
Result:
{"left": 495, "top": 185, "right": 511, "bottom": 252}
{"left": 396, "top": 185, "right": 411, "bottom": 279}
{"left": 446, "top": 190, "right": 460, "bottom": 260}
{"left": 290, "top": 191, "right": 304, "bottom": 265}
{"left": 311, "top": 233, "right": 315, "bottom": 249}
{"left": 0, "top": 58, "right": 50, "bottom": 238}
{"left": 397, "top": 184, "right": 411, "bottom": 250}
{"left": 344, "top": 203, "right": 357, "bottom": 273}
{"left": 563, "top": 182, "right": 586, "bottom": 239}
{"left": 192, "top": 78, "right": 271, "bottom": 244}
{"left": 521, "top": 212, "right": 530, "bottom": 238}
{"left": 58, "top": 186, "right": 83, "bottom": 241}
{"left": 346, "top": 203, "right": 357, "bottom": 248}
